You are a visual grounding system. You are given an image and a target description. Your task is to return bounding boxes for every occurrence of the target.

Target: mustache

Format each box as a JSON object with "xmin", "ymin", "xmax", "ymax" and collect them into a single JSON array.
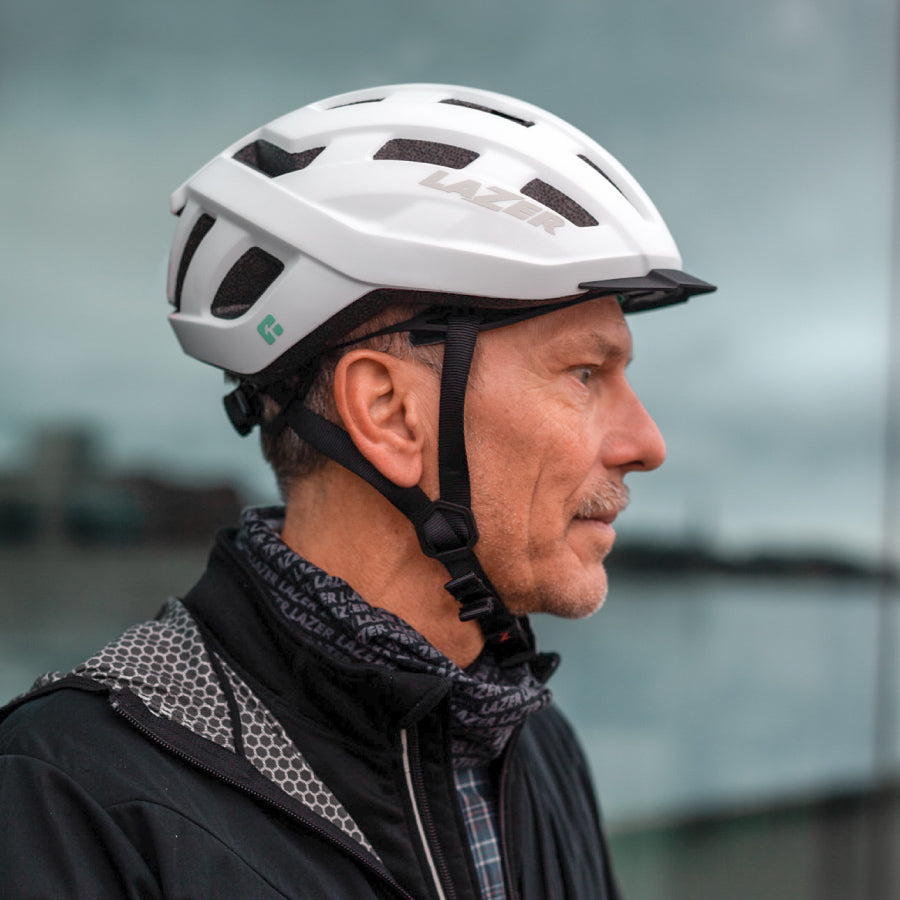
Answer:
[{"xmin": 573, "ymin": 481, "xmax": 630, "ymax": 519}]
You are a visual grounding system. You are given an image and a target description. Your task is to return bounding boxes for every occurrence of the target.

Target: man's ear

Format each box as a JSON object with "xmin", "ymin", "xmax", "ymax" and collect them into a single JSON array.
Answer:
[{"xmin": 332, "ymin": 350, "xmax": 431, "ymax": 489}]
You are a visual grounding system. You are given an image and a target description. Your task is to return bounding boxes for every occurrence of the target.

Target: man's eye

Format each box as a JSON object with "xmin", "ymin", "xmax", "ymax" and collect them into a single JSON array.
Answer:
[{"xmin": 574, "ymin": 367, "xmax": 593, "ymax": 385}]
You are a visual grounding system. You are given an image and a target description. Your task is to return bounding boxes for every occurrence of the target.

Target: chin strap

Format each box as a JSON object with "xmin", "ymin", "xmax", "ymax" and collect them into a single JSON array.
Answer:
[{"xmin": 224, "ymin": 313, "xmax": 537, "ymax": 668}]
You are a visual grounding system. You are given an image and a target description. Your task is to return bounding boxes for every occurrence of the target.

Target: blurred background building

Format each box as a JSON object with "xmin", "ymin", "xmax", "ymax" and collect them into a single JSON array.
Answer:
[{"xmin": 1, "ymin": 0, "xmax": 898, "ymax": 896}]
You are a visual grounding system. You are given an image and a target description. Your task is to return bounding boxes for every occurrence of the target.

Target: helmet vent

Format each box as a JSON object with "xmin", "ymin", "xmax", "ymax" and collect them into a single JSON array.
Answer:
[
  {"xmin": 440, "ymin": 98, "xmax": 534, "ymax": 128},
  {"xmin": 212, "ymin": 247, "xmax": 284, "ymax": 320},
  {"xmin": 233, "ymin": 140, "xmax": 325, "ymax": 178},
  {"xmin": 374, "ymin": 138, "xmax": 478, "ymax": 169},
  {"xmin": 520, "ymin": 179, "xmax": 598, "ymax": 227},
  {"xmin": 578, "ymin": 154, "xmax": 632, "ymax": 204},
  {"xmin": 174, "ymin": 213, "xmax": 215, "ymax": 311}
]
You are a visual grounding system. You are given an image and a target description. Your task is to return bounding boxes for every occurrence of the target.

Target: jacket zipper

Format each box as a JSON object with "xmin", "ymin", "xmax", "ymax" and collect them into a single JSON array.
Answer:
[
  {"xmin": 497, "ymin": 725, "xmax": 524, "ymax": 900},
  {"xmin": 111, "ymin": 692, "xmax": 416, "ymax": 900},
  {"xmin": 400, "ymin": 727, "xmax": 457, "ymax": 900}
]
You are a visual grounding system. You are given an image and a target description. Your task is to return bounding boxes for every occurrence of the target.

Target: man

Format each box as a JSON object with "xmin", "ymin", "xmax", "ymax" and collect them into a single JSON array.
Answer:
[{"xmin": 0, "ymin": 84, "xmax": 714, "ymax": 898}]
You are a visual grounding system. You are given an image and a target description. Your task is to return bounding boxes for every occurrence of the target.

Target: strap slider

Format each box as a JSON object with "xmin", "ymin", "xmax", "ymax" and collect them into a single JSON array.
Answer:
[{"xmin": 415, "ymin": 500, "xmax": 480, "ymax": 563}]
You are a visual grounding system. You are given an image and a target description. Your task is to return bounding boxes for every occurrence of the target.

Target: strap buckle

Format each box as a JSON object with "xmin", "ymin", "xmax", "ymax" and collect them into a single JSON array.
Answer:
[{"xmin": 482, "ymin": 613, "xmax": 539, "ymax": 669}]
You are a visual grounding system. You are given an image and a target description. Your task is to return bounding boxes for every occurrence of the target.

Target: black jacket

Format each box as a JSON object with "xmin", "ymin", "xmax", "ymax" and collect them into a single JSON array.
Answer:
[{"xmin": 0, "ymin": 531, "xmax": 622, "ymax": 899}]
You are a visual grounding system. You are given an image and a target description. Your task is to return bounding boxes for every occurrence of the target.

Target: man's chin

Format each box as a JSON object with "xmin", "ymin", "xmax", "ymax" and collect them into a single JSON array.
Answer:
[{"xmin": 499, "ymin": 569, "xmax": 609, "ymax": 620}]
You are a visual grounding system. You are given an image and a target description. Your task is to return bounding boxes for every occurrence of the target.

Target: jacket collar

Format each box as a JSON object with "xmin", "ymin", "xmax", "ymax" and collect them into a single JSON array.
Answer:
[{"xmin": 183, "ymin": 529, "xmax": 454, "ymax": 743}]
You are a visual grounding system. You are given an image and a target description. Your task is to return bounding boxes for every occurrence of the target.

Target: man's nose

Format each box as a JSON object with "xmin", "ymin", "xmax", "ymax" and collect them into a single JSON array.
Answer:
[{"xmin": 602, "ymin": 386, "xmax": 667, "ymax": 474}]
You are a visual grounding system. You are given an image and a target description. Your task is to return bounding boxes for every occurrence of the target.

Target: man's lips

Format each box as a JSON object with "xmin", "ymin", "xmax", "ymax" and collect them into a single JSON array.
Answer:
[
  {"xmin": 573, "ymin": 507, "xmax": 622, "ymax": 526},
  {"xmin": 571, "ymin": 514, "xmax": 618, "ymax": 549}
]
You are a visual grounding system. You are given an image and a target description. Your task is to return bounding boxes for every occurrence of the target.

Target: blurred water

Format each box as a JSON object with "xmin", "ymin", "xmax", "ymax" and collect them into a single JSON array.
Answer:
[
  {"xmin": 534, "ymin": 573, "xmax": 898, "ymax": 824},
  {"xmin": 1, "ymin": 545, "xmax": 893, "ymax": 826}
]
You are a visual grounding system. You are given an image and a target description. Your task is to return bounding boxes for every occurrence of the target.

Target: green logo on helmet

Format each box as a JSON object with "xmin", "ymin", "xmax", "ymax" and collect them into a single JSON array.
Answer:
[{"xmin": 257, "ymin": 315, "xmax": 284, "ymax": 345}]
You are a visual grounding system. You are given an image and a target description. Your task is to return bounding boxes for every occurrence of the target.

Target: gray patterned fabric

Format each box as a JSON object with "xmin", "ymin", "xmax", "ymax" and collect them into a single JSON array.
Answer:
[
  {"xmin": 75, "ymin": 601, "xmax": 235, "ymax": 749},
  {"xmin": 237, "ymin": 506, "xmax": 552, "ymax": 768},
  {"xmin": 34, "ymin": 599, "xmax": 378, "ymax": 859}
]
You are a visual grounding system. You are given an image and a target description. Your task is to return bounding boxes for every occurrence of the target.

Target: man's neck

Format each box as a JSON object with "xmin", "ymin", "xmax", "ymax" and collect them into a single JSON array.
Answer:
[{"xmin": 281, "ymin": 468, "xmax": 485, "ymax": 668}]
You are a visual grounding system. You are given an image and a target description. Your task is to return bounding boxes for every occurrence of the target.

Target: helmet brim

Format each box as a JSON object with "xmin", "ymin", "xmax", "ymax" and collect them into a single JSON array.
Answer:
[{"xmin": 580, "ymin": 268, "xmax": 717, "ymax": 313}]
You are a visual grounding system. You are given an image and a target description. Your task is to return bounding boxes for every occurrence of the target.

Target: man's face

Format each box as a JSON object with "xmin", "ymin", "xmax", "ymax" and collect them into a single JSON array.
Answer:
[{"xmin": 462, "ymin": 295, "xmax": 666, "ymax": 618}]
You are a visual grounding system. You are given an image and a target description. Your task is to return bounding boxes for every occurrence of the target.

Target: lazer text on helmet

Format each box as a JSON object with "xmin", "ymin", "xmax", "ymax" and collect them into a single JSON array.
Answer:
[{"xmin": 419, "ymin": 170, "xmax": 566, "ymax": 236}]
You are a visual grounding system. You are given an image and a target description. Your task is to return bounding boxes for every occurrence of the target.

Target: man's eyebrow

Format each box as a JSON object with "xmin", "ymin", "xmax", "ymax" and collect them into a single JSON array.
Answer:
[
  {"xmin": 540, "ymin": 325, "xmax": 634, "ymax": 366},
  {"xmin": 581, "ymin": 331, "xmax": 633, "ymax": 364}
]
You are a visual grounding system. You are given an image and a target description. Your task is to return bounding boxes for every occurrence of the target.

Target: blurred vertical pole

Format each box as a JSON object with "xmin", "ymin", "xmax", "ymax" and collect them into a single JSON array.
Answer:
[{"xmin": 864, "ymin": 1, "xmax": 900, "ymax": 896}]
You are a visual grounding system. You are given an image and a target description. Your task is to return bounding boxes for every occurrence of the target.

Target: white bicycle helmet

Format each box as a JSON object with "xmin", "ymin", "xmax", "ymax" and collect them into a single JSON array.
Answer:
[{"xmin": 167, "ymin": 83, "xmax": 715, "ymax": 665}]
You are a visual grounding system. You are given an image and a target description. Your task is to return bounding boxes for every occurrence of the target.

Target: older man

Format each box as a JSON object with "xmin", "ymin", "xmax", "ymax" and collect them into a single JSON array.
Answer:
[{"xmin": 0, "ymin": 84, "xmax": 714, "ymax": 899}]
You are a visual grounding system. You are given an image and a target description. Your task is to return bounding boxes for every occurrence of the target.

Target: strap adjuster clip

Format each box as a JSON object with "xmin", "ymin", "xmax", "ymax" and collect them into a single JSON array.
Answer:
[{"xmin": 444, "ymin": 571, "xmax": 497, "ymax": 621}]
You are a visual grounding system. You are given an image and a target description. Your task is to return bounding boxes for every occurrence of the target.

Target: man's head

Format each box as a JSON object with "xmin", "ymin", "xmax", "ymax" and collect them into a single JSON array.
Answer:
[{"xmin": 166, "ymin": 83, "xmax": 714, "ymax": 663}]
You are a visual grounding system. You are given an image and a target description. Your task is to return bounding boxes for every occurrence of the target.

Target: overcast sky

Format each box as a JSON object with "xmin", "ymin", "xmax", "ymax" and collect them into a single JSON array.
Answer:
[{"xmin": 1, "ymin": 0, "xmax": 896, "ymax": 562}]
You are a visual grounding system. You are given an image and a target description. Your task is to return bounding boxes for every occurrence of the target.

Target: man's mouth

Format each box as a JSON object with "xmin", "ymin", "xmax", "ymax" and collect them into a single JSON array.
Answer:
[{"xmin": 574, "ymin": 509, "xmax": 620, "ymax": 525}]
